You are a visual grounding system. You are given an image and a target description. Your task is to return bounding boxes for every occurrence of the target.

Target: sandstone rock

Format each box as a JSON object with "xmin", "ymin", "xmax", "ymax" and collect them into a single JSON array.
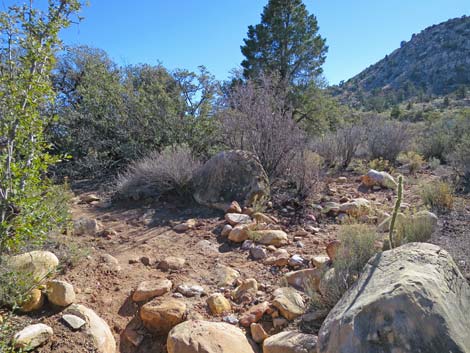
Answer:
[
  {"xmin": 158, "ymin": 256, "xmax": 186, "ymax": 271},
  {"xmin": 13, "ymin": 324, "xmax": 53, "ymax": 351},
  {"xmin": 192, "ymin": 150, "xmax": 270, "ymax": 211},
  {"xmin": 272, "ymin": 317, "xmax": 288, "ymax": 328},
  {"xmin": 132, "ymin": 279, "xmax": 172, "ymax": 302},
  {"xmin": 263, "ymin": 331, "xmax": 318, "ymax": 353},
  {"xmin": 361, "ymin": 169, "xmax": 397, "ymax": 189},
  {"xmin": 226, "ymin": 201, "xmax": 242, "ymax": 214},
  {"xmin": 173, "ymin": 221, "xmax": 195, "ymax": 233},
  {"xmin": 46, "ymin": 280, "xmax": 76, "ymax": 307},
  {"xmin": 337, "ymin": 176, "xmax": 347, "ymax": 184},
  {"xmin": 221, "ymin": 224, "xmax": 233, "ymax": 237},
  {"xmin": 62, "ymin": 314, "xmax": 86, "ymax": 330},
  {"xmin": 232, "ymin": 278, "xmax": 258, "ymax": 301},
  {"xmin": 9, "ymin": 251, "xmax": 59, "ymax": 281},
  {"xmin": 321, "ymin": 202, "xmax": 340, "ymax": 215},
  {"xmin": 250, "ymin": 246, "xmax": 267, "ymax": 260},
  {"xmin": 228, "ymin": 223, "xmax": 255, "ymax": 243},
  {"xmin": 214, "ymin": 264, "xmax": 240, "ymax": 287},
  {"xmin": 283, "ymin": 268, "xmax": 322, "ymax": 292},
  {"xmin": 65, "ymin": 304, "xmax": 116, "ymax": 353},
  {"xmin": 239, "ymin": 301, "xmax": 270, "ymax": 327},
  {"xmin": 326, "ymin": 240, "xmax": 341, "ymax": 261},
  {"xmin": 167, "ymin": 320, "xmax": 257, "ymax": 353},
  {"xmin": 251, "ymin": 323, "xmax": 269, "ymax": 343},
  {"xmin": 140, "ymin": 298, "xmax": 186, "ymax": 334},
  {"xmin": 80, "ymin": 194, "xmax": 100, "ymax": 203},
  {"xmin": 225, "ymin": 213, "xmax": 252, "ymax": 226},
  {"xmin": 21, "ymin": 288, "xmax": 44, "ymax": 312},
  {"xmin": 311, "ymin": 255, "xmax": 330, "ymax": 269},
  {"xmin": 250, "ymin": 230, "xmax": 288, "ymax": 247},
  {"xmin": 339, "ymin": 198, "xmax": 371, "ymax": 217},
  {"xmin": 253, "ymin": 212, "xmax": 276, "ymax": 224},
  {"xmin": 265, "ymin": 249, "xmax": 290, "ymax": 266},
  {"xmin": 207, "ymin": 293, "xmax": 231, "ymax": 315},
  {"xmin": 74, "ymin": 217, "xmax": 100, "ymax": 236},
  {"xmin": 318, "ymin": 242, "xmax": 470, "ymax": 353},
  {"xmin": 100, "ymin": 254, "xmax": 121, "ymax": 271},
  {"xmin": 272, "ymin": 287, "xmax": 306, "ymax": 321}
]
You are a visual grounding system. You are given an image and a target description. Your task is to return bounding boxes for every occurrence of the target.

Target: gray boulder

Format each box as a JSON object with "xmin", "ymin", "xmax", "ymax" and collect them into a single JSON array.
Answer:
[
  {"xmin": 192, "ymin": 150, "xmax": 269, "ymax": 211},
  {"xmin": 318, "ymin": 242, "xmax": 470, "ymax": 353}
]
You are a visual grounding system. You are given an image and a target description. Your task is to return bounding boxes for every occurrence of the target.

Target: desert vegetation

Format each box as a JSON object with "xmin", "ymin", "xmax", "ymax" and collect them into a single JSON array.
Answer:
[{"xmin": 0, "ymin": 0, "xmax": 469, "ymax": 352}]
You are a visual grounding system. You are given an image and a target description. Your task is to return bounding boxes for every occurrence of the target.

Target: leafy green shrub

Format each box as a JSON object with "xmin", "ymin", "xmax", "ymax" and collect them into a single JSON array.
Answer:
[
  {"xmin": 398, "ymin": 151, "xmax": 424, "ymax": 175},
  {"xmin": 312, "ymin": 224, "xmax": 379, "ymax": 310},
  {"xmin": 115, "ymin": 145, "xmax": 201, "ymax": 201},
  {"xmin": 420, "ymin": 181, "xmax": 454, "ymax": 213},
  {"xmin": 396, "ymin": 212, "xmax": 435, "ymax": 244},
  {"xmin": 0, "ymin": 262, "xmax": 35, "ymax": 308},
  {"xmin": 368, "ymin": 158, "xmax": 394, "ymax": 173},
  {"xmin": 428, "ymin": 157, "xmax": 441, "ymax": 170}
]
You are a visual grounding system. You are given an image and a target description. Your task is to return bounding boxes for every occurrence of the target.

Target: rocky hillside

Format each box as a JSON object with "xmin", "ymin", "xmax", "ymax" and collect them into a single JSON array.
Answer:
[{"xmin": 334, "ymin": 15, "xmax": 470, "ymax": 108}]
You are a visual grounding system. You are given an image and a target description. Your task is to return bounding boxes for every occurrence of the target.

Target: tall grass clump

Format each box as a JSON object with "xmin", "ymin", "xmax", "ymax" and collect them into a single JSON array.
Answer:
[{"xmin": 420, "ymin": 180, "xmax": 454, "ymax": 213}]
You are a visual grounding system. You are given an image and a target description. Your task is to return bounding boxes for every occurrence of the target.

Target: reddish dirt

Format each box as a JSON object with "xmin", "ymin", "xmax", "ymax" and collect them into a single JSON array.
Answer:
[{"xmin": 10, "ymin": 167, "xmax": 469, "ymax": 353}]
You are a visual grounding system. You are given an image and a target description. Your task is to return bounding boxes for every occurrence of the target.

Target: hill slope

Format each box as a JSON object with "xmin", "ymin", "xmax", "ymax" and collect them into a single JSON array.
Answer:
[{"xmin": 334, "ymin": 16, "xmax": 470, "ymax": 108}]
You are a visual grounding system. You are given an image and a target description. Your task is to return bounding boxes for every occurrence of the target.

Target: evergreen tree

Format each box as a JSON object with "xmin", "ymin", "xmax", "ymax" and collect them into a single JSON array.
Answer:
[{"xmin": 241, "ymin": 0, "xmax": 327, "ymax": 85}]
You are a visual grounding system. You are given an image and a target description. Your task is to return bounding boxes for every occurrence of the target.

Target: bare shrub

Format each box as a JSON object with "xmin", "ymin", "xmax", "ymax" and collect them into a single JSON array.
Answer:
[
  {"xmin": 287, "ymin": 150, "xmax": 323, "ymax": 200},
  {"xmin": 115, "ymin": 145, "xmax": 201, "ymax": 200},
  {"xmin": 366, "ymin": 119, "xmax": 412, "ymax": 162},
  {"xmin": 313, "ymin": 124, "xmax": 364, "ymax": 169},
  {"xmin": 398, "ymin": 151, "xmax": 424, "ymax": 175},
  {"xmin": 447, "ymin": 135, "xmax": 470, "ymax": 190},
  {"xmin": 219, "ymin": 73, "xmax": 306, "ymax": 180}
]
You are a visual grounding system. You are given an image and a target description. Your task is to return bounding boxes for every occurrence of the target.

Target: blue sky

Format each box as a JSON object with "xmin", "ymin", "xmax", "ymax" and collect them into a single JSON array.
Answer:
[{"xmin": 6, "ymin": 0, "xmax": 470, "ymax": 84}]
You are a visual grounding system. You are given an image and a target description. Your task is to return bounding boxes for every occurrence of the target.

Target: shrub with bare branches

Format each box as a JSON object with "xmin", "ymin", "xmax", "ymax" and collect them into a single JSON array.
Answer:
[
  {"xmin": 366, "ymin": 119, "xmax": 412, "ymax": 162},
  {"xmin": 219, "ymin": 73, "xmax": 307, "ymax": 180},
  {"xmin": 114, "ymin": 145, "xmax": 201, "ymax": 200},
  {"xmin": 287, "ymin": 150, "xmax": 323, "ymax": 200}
]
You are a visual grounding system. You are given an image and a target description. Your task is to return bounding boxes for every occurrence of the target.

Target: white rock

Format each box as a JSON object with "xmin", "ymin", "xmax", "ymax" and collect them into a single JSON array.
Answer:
[{"xmin": 14, "ymin": 324, "xmax": 53, "ymax": 350}]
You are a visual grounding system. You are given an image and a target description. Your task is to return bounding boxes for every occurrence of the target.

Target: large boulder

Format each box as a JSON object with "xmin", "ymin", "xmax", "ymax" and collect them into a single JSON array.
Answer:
[
  {"xmin": 317, "ymin": 242, "xmax": 470, "ymax": 353},
  {"xmin": 361, "ymin": 169, "xmax": 397, "ymax": 189},
  {"xmin": 167, "ymin": 320, "xmax": 257, "ymax": 353},
  {"xmin": 65, "ymin": 304, "xmax": 116, "ymax": 353},
  {"xmin": 8, "ymin": 251, "xmax": 59, "ymax": 281},
  {"xmin": 192, "ymin": 150, "xmax": 269, "ymax": 211}
]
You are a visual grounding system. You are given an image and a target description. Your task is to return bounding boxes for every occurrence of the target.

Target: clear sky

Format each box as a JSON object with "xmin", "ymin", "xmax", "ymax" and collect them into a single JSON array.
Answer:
[{"xmin": 6, "ymin": 0, "xmax": 470, "ymax": 84}]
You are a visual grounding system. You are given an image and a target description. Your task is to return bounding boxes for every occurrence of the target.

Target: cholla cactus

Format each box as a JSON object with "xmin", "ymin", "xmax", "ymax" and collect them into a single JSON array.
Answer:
[{"xmin": 389, "ymin": 175, "xmax": 403, "ymax": 249}]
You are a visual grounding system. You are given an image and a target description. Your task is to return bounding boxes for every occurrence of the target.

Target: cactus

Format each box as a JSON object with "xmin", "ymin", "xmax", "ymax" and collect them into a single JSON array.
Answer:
[{"xmin": 389, "ymin": 175, "xmax": 403, "ymax": 249}]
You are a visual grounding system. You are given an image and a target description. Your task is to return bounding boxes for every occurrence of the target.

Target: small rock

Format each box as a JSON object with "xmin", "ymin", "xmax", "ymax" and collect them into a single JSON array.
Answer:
[
  {"xmin": 312, "ymin": 255, "xmax": 330, "ymax": 269},
  {"xmin": 74, "ymin": 217, "xmax": 100, "ymax": 236},
  {"xmin": 326, "ymin": 240, "xmax": 341, "ymax": 261},
  {"xmin": 132, "ymin": 279, "xmax": 172, "ymax": 302},
  {"xmin": 226, "ymin": 201, "xmax": 242, "ymax": 214},
  {"xmin": 263, "ymin": 331, "xmax": 318, "ymax": 353},
  {"xmin": 140, "ymin": 256, "xmax": 151, "ymax": 266},
  {"xmin": 296, "ymin": 241, "xmax": 305, "ymax": 248},
  {"xmin": 253, "ymin": 212, "xmax": 276, "ymax": 224},
  {"xmin": 214, "ymin": 264, "xmax": 240, "ymax": 287},
  {"xmin": 62, "ymin": 314, "xmax": 86, "ymax": 330},
  {"xmin": 176, "ymin": 284, "xmax": 204, "ymax": 297},
  {"xmin": 158, "ymin": 256, "xmax": 186, "ymax": 271},
  {"xmin": 239, "ymin": 301, "xmax": 270, "ymax": 327},
  {"xmin": 21, "ymin": 289, "xmax": 44, "ymax": 312},
  {"xmin": 242, "ymin": 240, "xmax": 255, "ymax": 250},
  {"xmin": 251, "ymin": 323, "xmax": 269, "ymax": 343},
  {"xmin": 272, "ymin": 287, "xmax": 306, "ymax": 320},
  {"xmin": 265, "ymin": 249, "xmax": 290, "ymax": 267},
  {"xmin": 283, "ymin": 268, "xmax": 322, "ymax": 292},
  {"xmin": 288, "ymin": 254, "xmax": 305, "ymax": 267},
  {"xmin": 223, "ymin": 315, "xmax": 239, "ymax": 325},
  {"xmin": 221, "ymin": 224, "xmax": 233, "ymax": 237},
  {"xmin": 80, "ymin": 194, "xmax": 100, "ymax": 203},
  {"xmin": 13, "ymin": 324, "xmax": 53, "ymax": 350},
  {"xmin": 122, "ymin": 326, "xmax": 144, "ymax": 347},
  {"xmin": 361, "ymin": 169, "xmax": 397, "ymax": 189},
  {"xmin": 250, "ymin": 246, "xmax": 267, "ymax": 260},
  {"xmin": 337, "ymin": 177, "xmax": 347, "ymax": 184},
  {"xmin": 228, "ymin": 223, "xmax": 254, "ymax": 243},
  {"xmin": 207, "ymin": 293, "xmax": 231, "ymax": 315},
  {"xmin": 225, "ymin": 213, "xmax": 252, "ymax": 226},
  {"xmin": 46, "ymin": 280, "xmax": 76, "ymax": 307},
  {"xmin": 273, "ymin": 317, "xmax": 288, "ymax": 328},
  {"xmin": 249, "ymin": 230, "xmax": 288, "ymax": 247},
  {"xmin": 232, "ymin": 278, "xmax": 258, "ymax": 301},
  {"xmin": 140, "ymin": 298, "xmax": 186, "ymax": 334},
  {"xmin": 267, "ymin": 245, "xmax": 277, "ymax": 252}
]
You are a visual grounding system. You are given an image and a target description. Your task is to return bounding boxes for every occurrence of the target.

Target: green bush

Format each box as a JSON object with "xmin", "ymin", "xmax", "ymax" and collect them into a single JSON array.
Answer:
[
  {"xmin": 398, "ymin": 151, "xmax": 424, "ymax": 175},
  {"xmin": 396, "ymin": 212, "xmax": 436, "ymax": 244},
  {"xmin": 420, "ymin": 181, "xmax": 454, "ymax": 213}
]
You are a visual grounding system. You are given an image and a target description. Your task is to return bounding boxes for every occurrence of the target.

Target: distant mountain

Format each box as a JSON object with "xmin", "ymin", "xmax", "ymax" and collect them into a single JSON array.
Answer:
[{"xmin": 333, "ymin": 16, "xmax": 470, "ymax": 109}]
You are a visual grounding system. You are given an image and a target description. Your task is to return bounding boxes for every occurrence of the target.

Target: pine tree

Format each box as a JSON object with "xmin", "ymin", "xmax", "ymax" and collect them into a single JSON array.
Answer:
[{"xmin": 241, "ymin": 0, "xmax": 327, "ymax": 85}]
